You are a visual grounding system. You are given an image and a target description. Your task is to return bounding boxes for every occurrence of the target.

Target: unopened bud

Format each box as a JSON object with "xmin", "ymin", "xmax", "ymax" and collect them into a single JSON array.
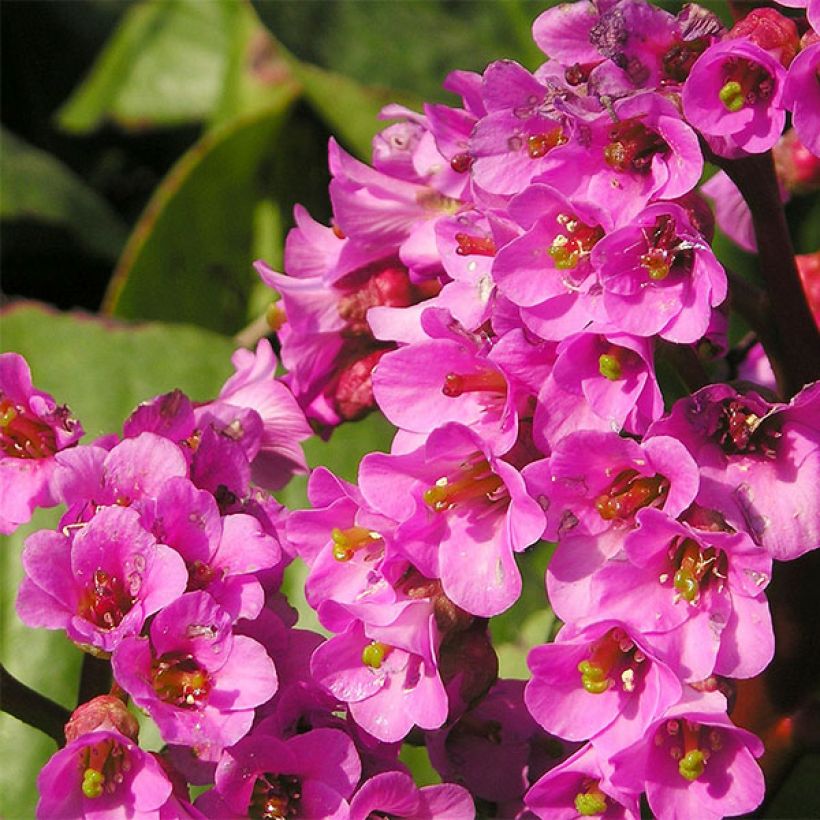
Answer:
[
  {"xmin": 727, "ymin": 8, "xmax": 799, "ymax": 67},
  {"xmin": 65, "ymin": 695, "xmax": 139, "ymax": 744}
]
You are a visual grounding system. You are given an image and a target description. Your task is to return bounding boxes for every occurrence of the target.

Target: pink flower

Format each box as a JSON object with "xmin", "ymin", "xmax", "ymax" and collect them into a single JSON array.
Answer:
[
  {"xmin": 112, "ymin": 591, "xmax": 277, "ymax": 760},
  {"xmin": 198, "ymin": 727, "xmax": 361, "ymax": 818},
  {"xmin": 609, "ymin": 690, "xmax": 765, "ymax": 820},
  {"xmin": 37, "ymin": 729, "xmax": 173, "ymax": 819},
  {"xmin": 16, "ymin": 506, "xmax": 187, "ymax": 654},
  {"xmin": 0, "ymin": 352, "xmax": 83, "ymax": 533},
  {"xmin": 783, "ymin": 43, "xmax": 820, "ymax": 157},
  {"xmin": 349, "ymin": 771, "xmax": 474, "ymax": 820},
  {"xmin": 682, "ymin": 38, "xmax": 787, "ymax": 155}
]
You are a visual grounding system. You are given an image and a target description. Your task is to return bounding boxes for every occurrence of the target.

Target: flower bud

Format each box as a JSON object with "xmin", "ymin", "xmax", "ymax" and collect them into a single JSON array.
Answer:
[
  {"xmin": 773, "ymin": 130, "xmax": 820, "ymax": 195},
  {"xmin": 64, "ymin": 694, "xmax": 140, "ymax": 744},
  {"xmin": 727, "ymin": 8, "xmax": 799, "ymax": 67}
]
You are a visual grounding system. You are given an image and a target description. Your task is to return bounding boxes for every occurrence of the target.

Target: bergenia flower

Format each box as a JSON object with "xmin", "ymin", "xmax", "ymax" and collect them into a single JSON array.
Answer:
[
  {"xmin": 0, "ymin": 352, "xmax": 83, "ymax": 534},
  {"xmin": 37, "ymin": 729, "xmax": 173, "ymax": 819},
  {"xmin": 16, "ymin": 505, "xmax": 188, "ymax": 654},
  {"xmin": 112, "ymin": 591, "xmax": 277, "ymax": 760},
  {"xmin": 349, "ymin": 771, "xmax": 475, "ymax": 820}
]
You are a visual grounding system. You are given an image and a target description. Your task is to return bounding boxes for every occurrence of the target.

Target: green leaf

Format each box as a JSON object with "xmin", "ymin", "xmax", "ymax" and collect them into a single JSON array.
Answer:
[
  {"xmin": 103, "ymin": 96, "xmax": 298, "ymax": 335},
  {"xmin": 0, "ymin": 302, "xmax": 238, "ymax": 817},
  {"xmin": 0, "ymin": 302, "xmax": 237, "ymax": 436},
  {"xmin": 57, "ymin": 0, "xmax": 233, "ymax": 133},
  {"xmin": 0, "ymin": 128, "xmax": 128, "ymax": 260},
  {"xmin": 284, "ymin": 56, "xmax": 427, "ymax": 161}
]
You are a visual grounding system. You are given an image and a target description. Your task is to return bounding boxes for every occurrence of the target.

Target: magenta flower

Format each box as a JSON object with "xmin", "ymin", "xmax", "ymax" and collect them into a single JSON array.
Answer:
[
  {"xmin": 198, "ymin": 727, "xmax": 360, "ymax": 818},
  {"xmin": 537, "ymin": 92, "xmax": 703, "ymax": 221},
  {"xmin": 525, "ymin": 743, "xmax": 641, "ymax": 820},
  {"xmin": 53, "ymin": 432, "xmax": 188, "ymax": 525},
  {"xmin": 783, "ymin": 43, "xmax": 820, "ymax": 157},
  {"xmin": 592, "ymin": 202, "xmax": 727, "ymax": 343},
  {"xmin": 0, "ymin": 352, "xmax": 83, "ymax": 533},
  {"xmin": 207, "ymin": 339, "xmax": 312, "ymax": 490},
  {"xmin": 37, "ymin": 729, "xmax": 173, "ymax": 819},
  {"xmin": 559, "ymin": 507, "xmax": 774, "ymax": 681},
  {"xmin": 112, "ymin": 591, "xmax": 277, "ymax": 760},
  {"xmin": 310, "ymin": 604, "xmax": 448, "ymax": 742},
  {"xmin": 358, "ymin": 423, "xmax": 545, "ymax": 616},
  {"xmin": 17, "ymin": 505, "xmax": 187, "ymax": 653},
  {"xmin": 526, "ymin": 621, "xmax": 682, "ymax": 755},
  {"xmin": 349, "ymin": 771, "xmax": 474, "ymax": 820},
  {"xmin": 682, "ymin": 38, "xmax": 787, "ymax": 155},
  {"xmin": 648, "ymin": 381, "xmax": 820, "ymax": 560},
  {"xmin": 537, "ymin": 331, "xmax": 663, "ymax": 440},
  {"xmin": 609, "ymin": 691, "xmax": 765, "ymax": 820}
]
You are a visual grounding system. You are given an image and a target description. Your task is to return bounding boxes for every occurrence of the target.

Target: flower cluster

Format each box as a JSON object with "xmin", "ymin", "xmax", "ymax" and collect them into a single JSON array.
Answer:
[
  {"xmin": 258, "ymin": 0, "xmax": 819, "ymax": 816},
  {"xmin": 5, "ymin": 0, "xmax": 819, "ymax": 817}
]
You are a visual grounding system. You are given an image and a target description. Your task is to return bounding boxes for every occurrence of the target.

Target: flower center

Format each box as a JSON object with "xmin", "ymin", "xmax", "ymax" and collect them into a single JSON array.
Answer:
[
  {"xmin": 597, "ymin": 344, "xmax": 641, "ymax": 381},
  {"xmin": 362, "ymin": 640, "xmax": 392, "ymax": 669},
  {"xmin": 657, "ymin": 719, "xmax": 725, "ymax": 782},
  {"xmin": 603, "ymin": 118, "xmax": 669, "ymax": 174},
  {"xmin": 713, "ymin": 398, "xmax": 780, "ymax": 457},
  {"xmin": 331, "ymin": 526, "xmax": 383, "ymax": 562},
  {"xmin": 423, "ymin": 457, "xmax": 505, "ymax": 512},
  {"xmin": 638, "ymin": 214, "xmax": 693, "ymax": 282},
  {"xmin": 455, "ymin": 233, "xmax": 496, "ymax": 257},
  {"xmin": 442, "ymin": 369, "xmax": 507, "ymax": 398},
  {"xmin": 80, "ymin": 739, "xmax": 131, "ymax": 799},
  {"xmin": 337, "ymin": 263, "xmax": 415, "ymax": 337},
  {"xmin": 577, "ymin": 628, "xmax": 646, "ymax": 695},
  {"xmin": 0, "ymin": 397, "xmax": 58, "ymax": 459},
  {"xmin": 527, "ymin": 127, "xmax": 568, "ymax": 159},
  {"xmin": 450, "ymin": 151, "xmax": 474, "ymax": 173},
  {"xmin": 594, "ymin": 469, "xmax": 669, "ymax": 521},
  {"xmin": 574, "ymin": 779, "xmax": 609, "ymax": 816},
  {"xmin": 548, "ymin": 213, "xmax": 605, "ymax": 270},
  {"xmin": 718, "ymin": 57, "xmax": 774, "ymax": 112},
  {"xmin": 151, "ymin": 652, "xmax": 211, "ymax": 708},
  {"xmin": 667, "ymin": 537, "xmax": 728, "ymax": 604},
  {"xmin": 78, "ymin": 570, "xmax": 136, "ymax": 631},
  {"xmin": 249, "ymin": 773, "xmax": 303, "ymax": 819}
]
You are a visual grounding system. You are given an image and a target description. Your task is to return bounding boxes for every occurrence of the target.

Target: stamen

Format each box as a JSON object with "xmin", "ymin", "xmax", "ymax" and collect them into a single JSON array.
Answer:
[
  {"xmin": 423, "ymin": 459, "xmax": 504, "ymax": 512},
  {"xmin": 604, "ymin": 119, "xmax": 669, "ymax": 174},
  {"xmin": 362, "ymin": 641, "xmax": 391, "ymax": 669},
  {"xmin": 594, "ymin": 470, "xmax": 669, "ymax": 521},
  {"xmin": 0, "ymin": 397, "xmax": 59, "ymax": 459},
  {"xmin": 547, "ymin": 215, "xmax": 605, "ymax": 270},
  {"xmin": 152, "ymin": 652, "xmax": 211, "ymax": 708},
  {"xmin": 331, "ymin": 526, "xmax": 381, "ymax": 562}
]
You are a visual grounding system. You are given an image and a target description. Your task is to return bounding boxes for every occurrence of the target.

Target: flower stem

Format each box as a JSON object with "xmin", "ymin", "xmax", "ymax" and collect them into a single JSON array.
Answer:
[
  {"xmin": 0, "ymin": 664, "xmax": 69, "ymax": 746},
  {"xmin": 713, "ymin": 151, "xmax": 820, "ymax": 398},
  {"xmin": 77, "ymin": 654, "xmax": 112, "ymax": 707}
]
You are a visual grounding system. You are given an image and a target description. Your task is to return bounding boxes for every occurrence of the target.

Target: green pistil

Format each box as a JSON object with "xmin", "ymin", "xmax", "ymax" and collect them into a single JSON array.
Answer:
[
  {"xmin": 578, "ymin": 660, "xmax": 610, "ymax": 694},
  {"xmin": 81, "ymin": 768, "xmax": 105, "ymax": 799},
  {"xmin": 598, "ymin": 354, "xmax": 622, "ymax": 381},
  {"xmin": 575, "ymin": 791, "xmax": 608, "ymax": 815},
  {"xmin": 0, "ymin": 406, "xmax": 17, "ymax": 427},
  {"xmin": 718, "ymin": 81, "xmax": 745, "ymax": 113},
  {"xmin": 362, "ymin": 641, "xmax": 389, "ymax": 669},
  {"xmin": 673, "ymin": 568, "xmax": 699, "ymax": 602},
  {"xmin": 679, "ymin": 749, "xmax": 706, "ymax": 781}
]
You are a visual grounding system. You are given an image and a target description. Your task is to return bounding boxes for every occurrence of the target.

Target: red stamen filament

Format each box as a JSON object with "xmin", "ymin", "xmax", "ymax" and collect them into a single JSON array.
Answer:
[{"xmin": 442, "ymin": 370, "xmax": 507, "ymax": 398}]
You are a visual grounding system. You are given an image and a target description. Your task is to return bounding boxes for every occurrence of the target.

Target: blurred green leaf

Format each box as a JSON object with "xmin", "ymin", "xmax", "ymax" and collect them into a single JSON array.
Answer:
[
  {"xmin": 57, "ymin": 0, "xmax": 233, "ymax": 133},
  {"xmin": 0, "ymin": 128, "xmax": 128, "ymax": 260},
  {"xmin": 284, "ymin": 57, "xmax": 426, "ymax": 160},
  {"xmin": 764, "ymin": 754, "xmax": 820, "ymax": 818},
  {"xmin": 103, "ymin": 97, "xmax": 298, "ymax": 335},
  {"xmin": 0, "ymin": 302, "xmax": 236, "ymax": 435},
  {"xmin": 0, "ymin": 302, "xmax": 237, "ymax": 817}
]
